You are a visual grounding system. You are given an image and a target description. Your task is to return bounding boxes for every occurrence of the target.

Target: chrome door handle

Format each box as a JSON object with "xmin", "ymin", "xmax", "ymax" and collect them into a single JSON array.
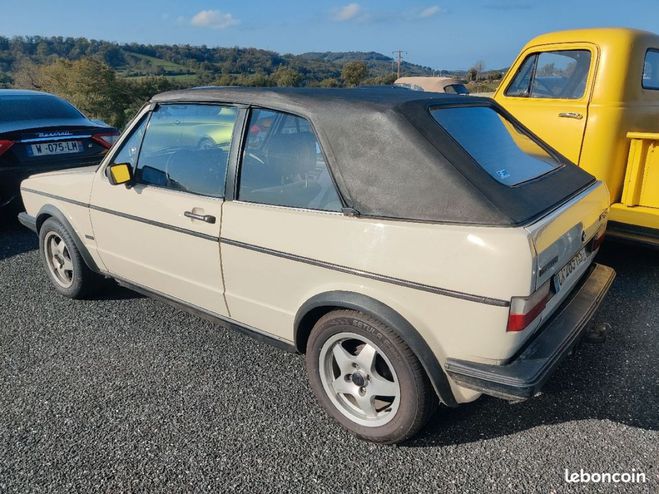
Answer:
[
  {"xmin": 558, "ymin": 112, "xmax": 583, "ymax": 120},
  {"xmin": 184, "ymin": 211, "xmax": 216, "ymax": 224}
]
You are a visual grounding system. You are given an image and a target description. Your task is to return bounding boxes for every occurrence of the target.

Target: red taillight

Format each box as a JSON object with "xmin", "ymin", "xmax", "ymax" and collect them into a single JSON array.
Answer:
[
  {"xmin": 0, "ymin": 139, "xmax": 15, "ymax": 157},
  {"xmin": 590, "ymin": 224, "xmax": 606, "ymax": 252},
  {"xmin": 91, "ymin": 131, "xmax": 120, "ymax": 149},
  {"xmin": 507, "ymin": 282, "xmax": 552, "ymax": 332}
]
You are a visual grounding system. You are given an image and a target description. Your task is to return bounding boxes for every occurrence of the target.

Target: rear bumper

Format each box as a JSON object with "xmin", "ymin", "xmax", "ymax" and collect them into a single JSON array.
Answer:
[{"xmin": 445, "ymin": 263, "xmax": 616, "ymax": 401}]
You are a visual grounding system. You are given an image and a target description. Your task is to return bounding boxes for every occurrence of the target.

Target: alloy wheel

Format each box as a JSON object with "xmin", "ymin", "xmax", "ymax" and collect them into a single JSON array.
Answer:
[
  {"xmin": 44, "ymin": 231, "xmax": 74, "ymax": 288},
  {"xmin": 318, "ymin": 332, "xmax": 401, "ymax": 427}
]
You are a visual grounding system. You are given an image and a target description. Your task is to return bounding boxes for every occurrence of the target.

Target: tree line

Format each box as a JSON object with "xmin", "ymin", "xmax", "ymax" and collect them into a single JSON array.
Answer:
[
  {"xmin": 0, "ymin": 36, "xmax": 413, "ymax": 128},
  {"xmin": 9, "ymin": 57, "xmax": 389, "ymax": 129}
]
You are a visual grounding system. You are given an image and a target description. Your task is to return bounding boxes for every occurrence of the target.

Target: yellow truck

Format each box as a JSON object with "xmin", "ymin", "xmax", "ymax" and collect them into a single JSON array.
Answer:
[{"xmin": 493, "ymin": 28, "xmax": 659, "ymax": 246}]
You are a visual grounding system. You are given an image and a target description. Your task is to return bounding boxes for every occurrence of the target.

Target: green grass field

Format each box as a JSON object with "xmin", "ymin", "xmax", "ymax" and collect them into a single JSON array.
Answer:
[{"xmin": 119, "ymin": 52, "xmax": 197, "ymax": 80}]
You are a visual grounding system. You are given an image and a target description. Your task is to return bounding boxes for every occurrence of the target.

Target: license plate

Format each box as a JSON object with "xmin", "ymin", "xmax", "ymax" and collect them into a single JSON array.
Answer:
[
  {"xmin": 29, "ymin": 141, "xmax": 83, "ymax": 156},
  {"xmin": 555, "ymin": 248, "xmax": 587, "ymax": 291}
]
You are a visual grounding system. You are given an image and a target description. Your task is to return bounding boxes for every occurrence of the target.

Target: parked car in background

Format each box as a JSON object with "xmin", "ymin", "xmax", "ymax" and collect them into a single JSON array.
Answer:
[
  {"xmin": 395, "ymin": 76, "xmax": 470, "ymax": 95},
  {"xmin": 493, "ymin": 28, "xmax": 659, "ymax": 246},
  {"xmin": 18, "ymin": 87, "xmax": 614, "ymax": 443},
  {"xmin": 0, "ymin": 89, "xmax": 118, "ymax": 214}
]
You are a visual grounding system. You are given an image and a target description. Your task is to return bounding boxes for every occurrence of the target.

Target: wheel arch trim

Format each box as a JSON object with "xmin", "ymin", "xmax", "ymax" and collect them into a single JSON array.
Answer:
[
  {"xmin": 36, "ymin": 204, "xmax": 101, "ymax": 274},
  {"xmin": 294, "ymin": 290, "xmax": 458, "ymax": 407}
]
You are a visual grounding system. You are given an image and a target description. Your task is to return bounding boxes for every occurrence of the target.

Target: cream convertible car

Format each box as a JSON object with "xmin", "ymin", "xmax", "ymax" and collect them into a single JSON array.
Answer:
[{"xmin": 18, "ymin": 87, "xmax": 615, "ymax": 443}]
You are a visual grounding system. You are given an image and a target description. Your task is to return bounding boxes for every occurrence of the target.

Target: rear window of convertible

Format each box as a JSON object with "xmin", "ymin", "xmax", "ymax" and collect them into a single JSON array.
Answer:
[{"xmin": 431, "ymin": 106, "xmax": 562, "ymax": 186}]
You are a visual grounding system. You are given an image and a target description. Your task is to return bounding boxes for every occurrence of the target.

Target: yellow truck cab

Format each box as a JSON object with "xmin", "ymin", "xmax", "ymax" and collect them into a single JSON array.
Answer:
[{"xmin": 494, "ymin": 28, "xmax": 659, "ymax": 246}]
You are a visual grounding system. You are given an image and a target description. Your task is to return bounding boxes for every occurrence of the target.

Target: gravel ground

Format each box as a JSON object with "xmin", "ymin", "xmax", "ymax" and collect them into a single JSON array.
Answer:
[{"xmin": 0, "ymin": 221, "xmax": 657, "ymax": 493}]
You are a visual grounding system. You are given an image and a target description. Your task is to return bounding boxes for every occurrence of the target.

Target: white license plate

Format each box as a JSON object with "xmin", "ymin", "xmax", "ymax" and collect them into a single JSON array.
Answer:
[
  {"xmin": 30, "ymin": 141, "xmax": 83, "ymax": 156},
  {"xmin": 555, "ymin": 248, "xmax": 588, "ymax": 291}
]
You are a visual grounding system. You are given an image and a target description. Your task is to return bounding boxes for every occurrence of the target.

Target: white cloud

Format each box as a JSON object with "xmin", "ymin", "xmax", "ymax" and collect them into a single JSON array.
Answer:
[
  {"xmin": 190, "ymin": 10, "xmax": 239, "ymax": 29},
  {"xmin": 333, "ymin": 3, "xmax": 362, "ymax": 22},
  {"xmin": 418, "ymin": 6, "xmax": 442, "ymax": 18}
]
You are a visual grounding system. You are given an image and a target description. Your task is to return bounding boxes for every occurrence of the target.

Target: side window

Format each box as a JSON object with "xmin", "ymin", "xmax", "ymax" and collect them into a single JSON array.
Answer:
[
  {"xmin": 506, "ymin": 50, "xmax": 591, "ymax": 99},
  {"xmin": 643, "ymin": 49, "xmax": 659, "ymax": 90},
  {"xmin": 134, "ymin": 104, "xmax": 237, "ymax": 198},
  {"xmin": 238, "ymin": 109, "xmax": 342, "ymax": 211},
  {"xmin": 244, "ymin": 109, "xmax": 278, "ymax": 150},
  {"xmin": 110, "ymin": 116, "xmax": 148, "ymax": 168},
  {"xmin": 505, "ymin": 54, "xmax": 536, "ymax": 97}
]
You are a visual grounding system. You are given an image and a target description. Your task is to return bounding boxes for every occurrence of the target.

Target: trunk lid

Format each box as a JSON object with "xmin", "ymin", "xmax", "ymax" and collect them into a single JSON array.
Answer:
[
  {"xmin": 0, "ymin": 124, "xmax": 113, "ymax": 168},
  {"xmin": 525, "ymin": 181, "xmax": 610, "ymax": 292}
]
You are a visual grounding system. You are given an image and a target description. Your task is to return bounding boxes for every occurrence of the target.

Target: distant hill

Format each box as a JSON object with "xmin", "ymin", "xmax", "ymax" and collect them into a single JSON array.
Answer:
[
  {"xmin": 0, "ymin": 35, "xmax": 438, "ymax": 87},
  {"xmin": 298, "ymin": 51, "xmax": 434, "ymax": 77}
]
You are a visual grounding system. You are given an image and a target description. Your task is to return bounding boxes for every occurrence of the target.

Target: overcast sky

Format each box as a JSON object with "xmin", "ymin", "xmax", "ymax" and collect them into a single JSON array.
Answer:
[{"xmin": 1, "ymin": 0, "xmax": 657, "ymax": 70}]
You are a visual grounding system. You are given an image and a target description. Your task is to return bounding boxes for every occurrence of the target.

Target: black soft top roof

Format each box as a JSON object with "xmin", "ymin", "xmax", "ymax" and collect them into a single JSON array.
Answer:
[{"xmin": 152, "ymin": 86, "xmax": 595, "ymax": 226}]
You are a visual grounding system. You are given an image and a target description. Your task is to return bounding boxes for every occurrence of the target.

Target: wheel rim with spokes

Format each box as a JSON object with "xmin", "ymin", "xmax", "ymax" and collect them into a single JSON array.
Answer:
[
  {"xmin": 318, "ymin": 332, "xmax": 401, "ymax": 427},
  {"xmin": 44, "ymin": 231, "xmax": 74, "ymax": 288}
]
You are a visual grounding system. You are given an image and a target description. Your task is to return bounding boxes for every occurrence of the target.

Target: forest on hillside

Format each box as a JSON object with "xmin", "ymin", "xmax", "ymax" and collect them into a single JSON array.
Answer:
[
  {"xmin": 0, "ymin": 35, "xmax": 437, "ymax": 87},
  {"xmin": 0, "ymin": 35, "xmax": 503, "ymax": 129},
  {"xmin": 0, "ymin": 35, "xmax": 445, "ymax": 128}
]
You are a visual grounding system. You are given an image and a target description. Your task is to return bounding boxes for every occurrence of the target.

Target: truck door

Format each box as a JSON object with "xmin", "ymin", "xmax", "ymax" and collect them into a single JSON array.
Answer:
[{"xmin": 494, "ymin": 45, "xmax": 596, "ymax": 165}]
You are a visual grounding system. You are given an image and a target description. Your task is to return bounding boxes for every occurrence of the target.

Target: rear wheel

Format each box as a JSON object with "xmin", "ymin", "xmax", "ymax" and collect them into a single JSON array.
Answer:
[
  {"xmin": 306, "ymin": 310, "xmax": 437, "ymax": 444},
  {"xmin": 39, "ymin": 218, "xmax": 102, "ymax": 299}
]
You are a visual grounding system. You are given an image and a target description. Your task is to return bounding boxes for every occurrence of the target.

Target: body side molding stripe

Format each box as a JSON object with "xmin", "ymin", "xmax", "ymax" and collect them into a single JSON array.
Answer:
[
  {"xmin": 221, "ymin": 237, "xmax": 510, "ymax": 307},
  {"xmin": 90, "ymin": 204, "xmax": 219, "ymax": 242},
  {"xmin": 22, "ymin": 188, "xmax": 510, "ymax": 307},
  {"xmin": 22, "ymin": 188, "xmax": 219, "ymax": 242},
  {"xmin": 22, "ymin": 188, "xmax": 89, "ymax": 208}
]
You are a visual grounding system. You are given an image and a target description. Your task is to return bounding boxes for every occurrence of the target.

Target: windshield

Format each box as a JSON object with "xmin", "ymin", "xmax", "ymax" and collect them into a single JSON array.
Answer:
[
  {"xmin": 443, "ymin": 84, "xmax": 469, "ymax": 95},
  {"xmin": 431, "ymin": 106, "xmax": 562, "ymax": 186},
  {"xmin": 0, "ymin": 94, "xmax": 84, "ymax": 122}
]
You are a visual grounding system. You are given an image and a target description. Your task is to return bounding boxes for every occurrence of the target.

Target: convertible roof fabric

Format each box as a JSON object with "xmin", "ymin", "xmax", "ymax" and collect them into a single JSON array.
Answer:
[{"xmin": 152, "ymin": 86, "xmax": 595, "ymax": 226}]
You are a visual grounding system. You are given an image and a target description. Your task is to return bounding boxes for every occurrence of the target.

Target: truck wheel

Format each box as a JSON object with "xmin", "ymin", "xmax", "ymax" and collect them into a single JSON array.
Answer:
[
  {"xmin": 305, "ymin": 310, "xmax": 437, "ymax": 444},
  {"xmin": 39, "ymin": 218, "xmax": 102, "ymax": 299}
]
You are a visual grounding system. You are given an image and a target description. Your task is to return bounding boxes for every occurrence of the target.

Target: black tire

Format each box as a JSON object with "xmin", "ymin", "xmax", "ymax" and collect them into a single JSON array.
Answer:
[
  {"xmin": 38, "ymin": 217, "xmax": 103, "ymax": 299},
  {"xmin": 305, "ymin": 310, "xmax": 437, "ymax": 444}
]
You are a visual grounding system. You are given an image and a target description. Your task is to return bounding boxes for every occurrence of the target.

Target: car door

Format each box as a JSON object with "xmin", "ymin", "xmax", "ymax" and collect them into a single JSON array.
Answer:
[
  {"xmin": 219, "ymin": 108, "xmax": 344, "ymax": 340},
  {"xmin": 90, "ymin": 103, "xmax": 239, "ymax": 316},
  {"xmin": 495, "ymin": 45, "xmax": 597, "ymax": 165}
]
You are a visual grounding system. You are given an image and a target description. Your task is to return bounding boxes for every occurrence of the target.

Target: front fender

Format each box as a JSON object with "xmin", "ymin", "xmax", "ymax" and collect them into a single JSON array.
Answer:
[{"xmin": 35, "ymin": 204, "xmax": 100, "ymax": 274}]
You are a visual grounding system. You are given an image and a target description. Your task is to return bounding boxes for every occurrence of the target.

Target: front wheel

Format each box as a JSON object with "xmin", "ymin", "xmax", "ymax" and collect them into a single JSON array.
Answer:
[
  {"xmin": 305, "ymin": 310, "xmax": 437, "ymax": 444},
  {"xmin": 39, "ymin": 218, "xmax": 103, "ymax": 299}
]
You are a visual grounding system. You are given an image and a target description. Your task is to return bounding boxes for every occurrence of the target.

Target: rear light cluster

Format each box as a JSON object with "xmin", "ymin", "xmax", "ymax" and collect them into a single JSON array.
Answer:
[
  {"xmin": 506, "ymin": 281, "xmax": 553, "ymax": 332},
  {"xmin": 91, "ymin": 131, "xmax": 120, "ymax": 150},
  {"xmin": 0, "ymin": 139, "xmax": 14, "ymax": 157},
  {"xmin": 589, "ymin": 223, "xmax": 607, "ymax": 252}
]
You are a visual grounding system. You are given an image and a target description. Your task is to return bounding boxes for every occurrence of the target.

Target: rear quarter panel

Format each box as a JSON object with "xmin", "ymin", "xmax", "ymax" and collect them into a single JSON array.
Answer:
[{"xmin": 221, "ymin": 202, "xmax": 535, "ymax": 375}]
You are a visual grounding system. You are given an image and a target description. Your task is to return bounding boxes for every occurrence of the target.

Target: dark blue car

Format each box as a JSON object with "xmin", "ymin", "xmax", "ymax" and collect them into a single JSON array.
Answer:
[{"xmin": 0, "ymin": 89, "xmax": 118, "ymax": 214}]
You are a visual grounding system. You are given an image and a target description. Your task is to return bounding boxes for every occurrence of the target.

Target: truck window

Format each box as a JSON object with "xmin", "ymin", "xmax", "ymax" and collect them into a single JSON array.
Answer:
[
  {"xmin": 642, "ymin": 49, "xmax": 659, "ymax": 90},
  {"xmin": 431, "ymin": 106, "xmax": 562, "ymax": 186},
  {"xmin": 505, "ymin": 50, "xmax": 591, "ymax": 99}
]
